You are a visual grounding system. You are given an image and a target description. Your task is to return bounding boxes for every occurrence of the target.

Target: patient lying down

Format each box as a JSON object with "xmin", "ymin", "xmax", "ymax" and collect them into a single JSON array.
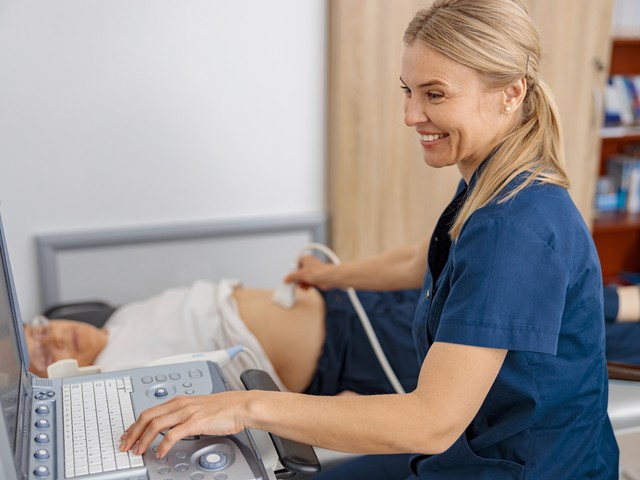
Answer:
[{"xmin": 23, "ymin": 280, "xmax": 421, "ymax": 395}]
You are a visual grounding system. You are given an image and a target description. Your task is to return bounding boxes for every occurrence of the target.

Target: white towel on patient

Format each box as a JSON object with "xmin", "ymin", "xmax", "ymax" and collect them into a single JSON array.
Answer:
[{"xmin": 94, "ymin": 279, "xmax": 286, "ymax": 391}]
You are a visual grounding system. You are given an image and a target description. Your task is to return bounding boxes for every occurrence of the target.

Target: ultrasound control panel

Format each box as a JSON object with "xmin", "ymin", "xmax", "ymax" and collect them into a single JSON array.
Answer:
[{"xmin": 28, "ymin": 361, "xmax": 270, "ymax": 480}]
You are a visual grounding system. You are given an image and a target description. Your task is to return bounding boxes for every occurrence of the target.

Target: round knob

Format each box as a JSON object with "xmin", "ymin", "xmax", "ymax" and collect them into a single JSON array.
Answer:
[
  {"xmin": 34, "ymin": 449, "xmax": 50, "ymax": 460},
  {"xmin": 35, "ymin": 419, "xmax": 50, "ymax": 429},
  {"xmin": 35, "ymin": 405, "xmax": 50, "ymax": 415},
  {"xmin": 198, "ymin": 451, "xmax": 228, "ymax": 471},
  {"xmin": 154, "ymin": 387, "xmax": 169, "ymax": 398},
  {"xmin": 33, "ymin": 465, "xmax": 50, "ymax": 477},
  {"xmin": 34, "ymin": 433, "xmax": 50, "ymax": 444}
]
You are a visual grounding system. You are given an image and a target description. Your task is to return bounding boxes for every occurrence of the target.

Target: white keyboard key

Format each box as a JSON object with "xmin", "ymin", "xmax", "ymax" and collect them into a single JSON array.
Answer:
[
  {"xmin": 129, "ymin": 451, "xmax": 145, "ymax": 467},
  {"xmin": 75, "ymin": 464, "xmax": 89, "ymax": 476},
  {"xmin": 115, "ymin": 452, "xmax": 131, "ymax": 469}
]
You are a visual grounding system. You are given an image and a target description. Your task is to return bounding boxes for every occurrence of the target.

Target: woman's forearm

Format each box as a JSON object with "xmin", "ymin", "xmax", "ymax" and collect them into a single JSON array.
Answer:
[
  {"xmin": 244, "ymin": 390, "xmax": 448, "ymax": 455},
  {"xmin": 285, "ymin": 239, "xmax": 428, "ymax": 291},
  {"xmin": 120, "ymin": 343, "xmax": 505, "ymax": 460},
  {"xmin": 323, "ymin": 240, "xmax": 428, "ymax": 291}
]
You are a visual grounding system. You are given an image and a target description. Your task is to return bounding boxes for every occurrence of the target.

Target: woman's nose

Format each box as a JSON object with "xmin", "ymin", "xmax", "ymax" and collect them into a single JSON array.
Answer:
[
  {"xmin": 42, "ymin": 331, "xmax": 64, "ymax": 349},
  {"xmin": 404, "ymin": 98, "xmax": 428, "ymax": 127}
]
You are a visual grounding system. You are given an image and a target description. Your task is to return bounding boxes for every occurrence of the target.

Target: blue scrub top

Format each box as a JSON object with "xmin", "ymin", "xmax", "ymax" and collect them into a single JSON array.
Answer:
[{"xmin": 411, "ymin": 170, "xmax": 619, "ymax": 479}]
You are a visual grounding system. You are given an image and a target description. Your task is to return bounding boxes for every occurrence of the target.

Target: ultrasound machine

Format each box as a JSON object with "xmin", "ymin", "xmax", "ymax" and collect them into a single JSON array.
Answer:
[{"xmin": 0, "ymin": 213, "xmax": 320, "ymax": 480}]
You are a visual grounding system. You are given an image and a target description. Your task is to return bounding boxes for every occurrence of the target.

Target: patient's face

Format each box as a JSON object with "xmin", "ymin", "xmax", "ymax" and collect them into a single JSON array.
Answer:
[{"xmin": 24, "ymin": 319, "xmax": 108, "ymax": 378}]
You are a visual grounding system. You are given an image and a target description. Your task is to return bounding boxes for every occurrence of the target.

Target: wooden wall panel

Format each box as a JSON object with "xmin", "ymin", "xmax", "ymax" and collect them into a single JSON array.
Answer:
[{"xmin": 329, "ymin": 0, "xmax": 459, "ymax": 260}]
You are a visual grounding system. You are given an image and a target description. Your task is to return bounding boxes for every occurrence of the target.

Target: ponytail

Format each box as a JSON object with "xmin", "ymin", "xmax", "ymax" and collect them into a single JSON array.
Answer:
[{"xmin": 449, "ymin": 79, "xmax": 568, "ymax": 239}]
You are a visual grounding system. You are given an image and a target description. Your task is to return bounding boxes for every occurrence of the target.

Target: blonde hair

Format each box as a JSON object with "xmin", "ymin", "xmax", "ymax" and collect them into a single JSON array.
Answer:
[{"xmin": 404, "ymin": 0, "xmax": 569, "ymax": 239}]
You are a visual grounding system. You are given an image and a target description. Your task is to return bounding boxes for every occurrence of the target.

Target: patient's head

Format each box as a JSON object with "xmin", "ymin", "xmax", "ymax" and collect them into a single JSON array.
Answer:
[{"xmin": 24, "ymin": 316, "xmax": 108, "ymax": 377}]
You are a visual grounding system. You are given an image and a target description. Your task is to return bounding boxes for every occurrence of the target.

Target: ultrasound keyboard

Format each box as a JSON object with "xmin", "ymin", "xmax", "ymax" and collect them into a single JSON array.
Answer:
[
  {"xmin": 62, "ymin": 377, "xmax": 144, "ymax": 477},
  {"xmin": 27, "ymin": 361, "xmax": 277, "ymax": 479}
]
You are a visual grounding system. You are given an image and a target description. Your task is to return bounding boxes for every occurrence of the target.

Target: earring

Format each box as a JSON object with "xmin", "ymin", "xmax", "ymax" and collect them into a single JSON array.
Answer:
[{"xmin": 504, "ymin": 105, "xmax": 512, "ymax": 113}]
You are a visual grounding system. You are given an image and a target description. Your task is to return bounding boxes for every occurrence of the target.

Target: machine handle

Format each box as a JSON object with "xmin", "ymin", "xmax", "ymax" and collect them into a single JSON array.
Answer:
[{"xmin": 240, "ymin": 369, "xmax": 321, "ymax": 477}]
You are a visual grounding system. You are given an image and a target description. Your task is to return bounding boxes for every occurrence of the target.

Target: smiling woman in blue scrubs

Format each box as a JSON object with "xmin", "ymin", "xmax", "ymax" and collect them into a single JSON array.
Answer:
[{"xmin": 120, "ymin": 0, "xmax": 619, "ymax": 478}]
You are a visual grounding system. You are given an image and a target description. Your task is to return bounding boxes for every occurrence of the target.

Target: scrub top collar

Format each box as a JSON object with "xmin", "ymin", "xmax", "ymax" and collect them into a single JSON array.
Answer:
[{"xmin": 426, "ymin": 146, "xmax": 500, "ymax": 288}]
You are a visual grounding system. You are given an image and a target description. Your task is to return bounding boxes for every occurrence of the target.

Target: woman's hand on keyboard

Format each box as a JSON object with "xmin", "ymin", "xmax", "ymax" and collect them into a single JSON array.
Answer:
[{"xmin": 119, "ymin": 391, "xmax": 250, "ymax": 459}]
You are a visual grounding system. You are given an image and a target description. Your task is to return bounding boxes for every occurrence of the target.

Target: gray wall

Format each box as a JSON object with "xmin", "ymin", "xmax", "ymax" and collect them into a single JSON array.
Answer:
[{"xmin": 0, "ymin": 0, "xmax": 327, "ymax": 319}]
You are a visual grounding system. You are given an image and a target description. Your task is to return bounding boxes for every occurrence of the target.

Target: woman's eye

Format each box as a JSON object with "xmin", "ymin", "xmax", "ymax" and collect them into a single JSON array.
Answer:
[
  {"xmin": 400, "ymin": 85, "xmax": 411, "ymax": 96},
  {"xmin": 427, "ymin": 92, "xmax": 444, "ymax": 100}
]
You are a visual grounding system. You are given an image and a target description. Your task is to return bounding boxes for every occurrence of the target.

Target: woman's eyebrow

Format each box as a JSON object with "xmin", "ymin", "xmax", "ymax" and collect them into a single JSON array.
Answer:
[{"xmin": 399, "ymin": 76, "xmax": 448, "ymax": 89}]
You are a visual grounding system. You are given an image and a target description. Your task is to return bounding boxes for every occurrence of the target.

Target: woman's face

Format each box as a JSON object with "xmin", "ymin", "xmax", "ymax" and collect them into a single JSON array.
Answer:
[
  {"xmin": 24, "ymin": 319, "xmax": 108, "ymax": 377},
  {"xmin": 400, "ymin": 42, "xmax": 514, "ymax": 181}
]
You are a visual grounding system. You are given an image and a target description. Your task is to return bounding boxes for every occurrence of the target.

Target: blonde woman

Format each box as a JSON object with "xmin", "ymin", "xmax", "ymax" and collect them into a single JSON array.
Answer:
[{"xmin": 121, "ymin": 1, "xmax": 619, "ymax": 478}]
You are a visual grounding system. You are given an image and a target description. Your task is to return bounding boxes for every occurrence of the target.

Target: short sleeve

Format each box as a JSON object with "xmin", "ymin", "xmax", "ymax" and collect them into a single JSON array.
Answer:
[{"xmin": 435, "ymin": 217, "xmax": 570, "ymax": 354}]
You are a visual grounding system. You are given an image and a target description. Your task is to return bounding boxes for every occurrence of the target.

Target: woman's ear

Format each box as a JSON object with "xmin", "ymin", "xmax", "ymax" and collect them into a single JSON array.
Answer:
[{"xmin": 502, "ymin": 77, "xmax": 527, "ymax": 114}]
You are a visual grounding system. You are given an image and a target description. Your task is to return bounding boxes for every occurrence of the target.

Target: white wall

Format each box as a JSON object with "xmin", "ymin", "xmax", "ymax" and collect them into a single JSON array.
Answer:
[{"xmin": 0, "ymin": 0, "xmax": 327, "ymax": 319}]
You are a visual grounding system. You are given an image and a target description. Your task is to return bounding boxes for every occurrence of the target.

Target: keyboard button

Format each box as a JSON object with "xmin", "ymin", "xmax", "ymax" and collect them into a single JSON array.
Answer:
[
  {"xmin": 35, "ymin": 405, "xmax": 50, "ymax": 415},
  {"xmin": 34, "ymin": 449, "xmax": 50, "ymax": 460},
  {"xmin": 154, "ymin": 387, "xmax": 169, "ymax": 398},
  {"xmin": 35, "ymin": 419, "xmax": 49, "ymax": 429},
  {"xmin": 33, "ymin": 465, "xmax": 50, "ymax": 477},
  {"xmin": 130, "ymin": 453, "xmax": 144, "ymax": 467},
  {"xmin": 115, "ymin": 452, "xmax": 131, "ymax": 469}
]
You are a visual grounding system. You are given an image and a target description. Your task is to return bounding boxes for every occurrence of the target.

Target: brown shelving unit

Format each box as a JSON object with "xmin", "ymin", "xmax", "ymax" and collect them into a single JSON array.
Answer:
[{"xmin": 592, "ymin": 38, "xmax": 640, "ymax": 280}]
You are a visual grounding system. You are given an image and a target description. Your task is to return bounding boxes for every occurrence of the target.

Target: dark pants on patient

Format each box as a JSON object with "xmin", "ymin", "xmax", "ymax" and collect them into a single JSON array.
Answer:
[
  {"xmin": 303, "ymin": 289, "xmax": 421, "ymax": 478},
  {"xmin": 304, "ymin": 289, "xmax": 421, "ymax": 396}
]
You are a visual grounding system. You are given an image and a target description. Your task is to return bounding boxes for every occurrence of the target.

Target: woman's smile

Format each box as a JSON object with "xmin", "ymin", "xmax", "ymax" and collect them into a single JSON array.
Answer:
[{"xmin": 419, "ymin": 132, "xmax": 449, "ymax": 146}]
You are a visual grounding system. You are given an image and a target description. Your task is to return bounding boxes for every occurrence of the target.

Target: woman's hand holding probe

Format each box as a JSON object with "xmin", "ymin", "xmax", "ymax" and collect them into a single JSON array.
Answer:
[{"xmin": 285, "ymin": 255, "xmax": 339, "ymax": 291}]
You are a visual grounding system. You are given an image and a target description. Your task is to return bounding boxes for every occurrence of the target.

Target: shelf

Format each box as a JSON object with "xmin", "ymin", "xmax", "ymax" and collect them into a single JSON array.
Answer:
[
  {"xmin": 599, "ymin": 128, "xmax": 640, "ymax": 174},
  {"xmin": 592, "ymin": 212, "xmax": 640, "ymax": 278},
  {"xmin": 612, "ymin": 37, "xmax": 640, "ymax": 46},
  {"xmin": 594, "ymin": 34, "xmax": 640, "ymax": 279},
  {"xmin": 593, "ymin": 212, "xmax": 640, "ymax": 233},
  {"xmin": 610, "ymin": 38, "xmax": 640, "ymax": 74},
  {"xmin": 601, "ymin": 125, "xmax": 640, "ymax": 139}
]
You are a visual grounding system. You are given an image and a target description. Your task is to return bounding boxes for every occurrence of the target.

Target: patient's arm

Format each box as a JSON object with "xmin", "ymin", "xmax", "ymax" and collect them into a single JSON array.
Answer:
[
  {"xmin": 233, "ymin": 286, "xmax": 326, "ymax": 393},
  {"xmin": 613, "ymin": 285, "xmax": 640, "ymax": 322}
]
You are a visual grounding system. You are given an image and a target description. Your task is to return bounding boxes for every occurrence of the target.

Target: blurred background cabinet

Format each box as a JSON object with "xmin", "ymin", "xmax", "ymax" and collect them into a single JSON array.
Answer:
[{"xmin": 593, "ymin": 37, "xmax": 640, "ymax": 281}]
